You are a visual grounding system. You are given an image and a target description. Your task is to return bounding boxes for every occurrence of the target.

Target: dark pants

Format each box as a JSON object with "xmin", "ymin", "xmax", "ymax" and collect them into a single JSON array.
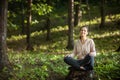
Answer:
[{"xmin": 64, "ymin": 54, "xmax": 94, "ymax": 71}]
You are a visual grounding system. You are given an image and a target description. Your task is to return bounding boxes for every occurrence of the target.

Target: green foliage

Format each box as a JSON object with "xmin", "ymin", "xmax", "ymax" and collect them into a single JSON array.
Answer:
[
  {"xmin": 7, "ymin": 51, "xmax": 120, "ymax": 80},
  {"xmin": 8, "ymin": 52, "xmax": 68, "ymax": 80},
  {"xmin": 32, "ymin": 3, "xmax": 53, "ymax": 16},
  {"xmin": 95, "ymin": 52, "xmax": 120, "ymax": 80}
]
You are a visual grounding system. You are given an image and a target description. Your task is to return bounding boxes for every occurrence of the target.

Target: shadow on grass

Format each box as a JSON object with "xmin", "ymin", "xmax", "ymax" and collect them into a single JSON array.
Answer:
[{"xmin": 7, "ymin": 29, "xmax": 68, "ymax": 52}]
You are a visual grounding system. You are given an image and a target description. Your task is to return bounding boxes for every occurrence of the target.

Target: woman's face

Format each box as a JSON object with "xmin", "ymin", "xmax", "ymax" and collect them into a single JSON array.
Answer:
[{"xmin": 80, "ymin": 27, "xmax": 88, "ymax": 37}]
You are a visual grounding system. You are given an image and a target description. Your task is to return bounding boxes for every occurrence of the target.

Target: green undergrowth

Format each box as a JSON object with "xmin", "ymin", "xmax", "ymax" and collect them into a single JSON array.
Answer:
[
  {"xmin": 7, "ymin": 51, "xmax": 68, "ymax": 80},
  {"xmin": 94, "ymin": 52, "xmax": 120, "ymax": 80},
  {"xmin": 5, "ymin": 51, "xmax": 120, "ymax": 80}
]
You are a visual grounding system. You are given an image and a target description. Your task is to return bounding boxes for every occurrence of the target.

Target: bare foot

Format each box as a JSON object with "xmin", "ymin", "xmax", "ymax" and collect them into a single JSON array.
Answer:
[{"xmin": 80, "ymin": 66, "xmax": 86, "ymax": 70}]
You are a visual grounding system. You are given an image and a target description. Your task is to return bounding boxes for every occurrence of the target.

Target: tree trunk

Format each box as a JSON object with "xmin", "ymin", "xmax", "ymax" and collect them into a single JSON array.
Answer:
[
  {"xmin": 86, "ymin": 0, "xmax": 90, "ymax": 25},
  {"xmin": 46, "ymin": 0, "xmax": 51, "ymax": 41},
  {"xmin": 74, "ymin": 0, "xmax": 82, "ymax": 27},
  {"xmin": 21, "ymin": 0, "xmax": 25, "ymax": 34},
  {"xmin": 67, "ymin": 0, "xmax": 74, "ymax": 49},
  {"xmin": 46, "ymin": 16, "xmax": 51, "ymax": 41},
  {"xmin": 99, "ymin": 0, "xmax": 105, "ymax": 28},
  {"xmin": 116, "ymin": 0, "xmax": 120, "ymax": 5},
  {"xmin": 0, "ymin": 0, "xmax": 8, "ymax": 70},
  {"xmin": 116, "ymin": 46, "xmax": 120, "ymax": 52},
  {"xmin": 26, "ymin": 0, "xmax": 33, "ymax": 50}
]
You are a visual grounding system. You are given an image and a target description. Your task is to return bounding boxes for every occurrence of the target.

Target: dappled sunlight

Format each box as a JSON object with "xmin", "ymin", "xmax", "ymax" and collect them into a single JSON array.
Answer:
[
  {"xmin": 80, "ymin": 13, "xmax": 120, "ymax": 26},
  {"xmin": 7, "ymin": 35, "xmax": 26, "ymax": 42},
  {"xmin": 31, "ymin": 31, "xmax": 44, "ymax": 37},
  {"xmin": 7, "ymin": 35, "xmax": 26, "ymax": 51},
  {"xmin": 93, "ymin": 33, "xmax": 120, "ymax": 52},
  {"xmin": 90, "ymin": 30, "xmax": 119, "ymax": 39},
  {"xmin": 7, "ymin": 26, "xmax": 69, "ymax": 52},
  {"xmin": 33, "ymin": 39, "xmax": 70, "ymax": 54},
  {"xmin": 51, "ymin": 25, "xmax": 68, "ymax": 32},
  {"xmin": 106, "ymin": 14, "xmax": 120, "ymax": 22},
  {"xmin": 7, "ymin": 21, "xmax": 119, "ymax": 53},
  {"xmin": 80, "ymin": 18, "xmax": 100, "ymax": 26}
]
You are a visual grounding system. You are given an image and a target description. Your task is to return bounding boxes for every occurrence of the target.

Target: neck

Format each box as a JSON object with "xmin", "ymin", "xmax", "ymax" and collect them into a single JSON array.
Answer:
[
  {"xmin": 80, "ymin": 36, "xmax": 87, "ymax": 44},
  {"xmin": 81, "ymin": 36, "xmax": 87, "ymax": 41}
]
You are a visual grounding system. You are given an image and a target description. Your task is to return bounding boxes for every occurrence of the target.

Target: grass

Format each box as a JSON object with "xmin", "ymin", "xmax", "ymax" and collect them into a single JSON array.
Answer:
[
  {"xmin": 7, "ymin": 51, "xmax": 68, "ymax": 80},
  {"xmin": 6, "ymin": 51, "xmax": 120, "ymax": 80}
]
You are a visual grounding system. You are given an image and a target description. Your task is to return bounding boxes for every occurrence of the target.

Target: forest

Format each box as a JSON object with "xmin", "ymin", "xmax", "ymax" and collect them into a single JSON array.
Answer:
[{"xmin": 0, "ymin": 0, "xmax": 120, "ymax": 80}]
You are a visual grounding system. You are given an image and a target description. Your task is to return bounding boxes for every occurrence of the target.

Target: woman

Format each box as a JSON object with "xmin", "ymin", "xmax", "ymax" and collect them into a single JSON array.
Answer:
[{"xmin": 64, "ymin": 26, "xmax": 96, "ymax": 71}]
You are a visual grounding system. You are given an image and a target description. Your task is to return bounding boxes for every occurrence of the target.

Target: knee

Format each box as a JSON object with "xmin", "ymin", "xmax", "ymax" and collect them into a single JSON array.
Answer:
[
  {"xmin": 89, "ymin": 55, "xmax": 94, "ymax": 58},
  {"xmin": 64, "ymin": 56, "xmax": 68, "ymax": 62},
  {"xmin": 89, "ymin": 55, "xmax": 94, "ymax": 62},
  {"xmin": 64, "ymin": 56, "xmax": 71, "ymax": 63},
  {"xmin": 88, "ymin": 55, "xmax": 94, "ymax": 67},
  {"xmin": 87, "ymin": 54, "xmax": 94, "ymax": 60}
]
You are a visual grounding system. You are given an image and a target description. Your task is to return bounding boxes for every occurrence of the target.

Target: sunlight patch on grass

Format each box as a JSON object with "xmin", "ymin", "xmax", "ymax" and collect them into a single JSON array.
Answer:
[
  {"xmin": 35, "ymin": 39, "xmax": 70, "ymax": 54},
  {"xmin": 51, "ymin": 25, "xmax": 68, "ymax": 32},
  {"xmin": 106, "ymin": 14, "xmax": 120, "ymax": 22},
  {"xmin": 31, "ymin": 25, "xmax": 68, "ymax": 38},
  {"xmin": 80, "ymin": 13, "xmax": 120, "ymax": 27},
  {"xmin": 92, "ymin": 30, "xmax": 120, "ymax": 52},
  {"xmin": 90, "ymin": 30, "xmax": 120, "ymax": 39},
  {"xmin": 31, "ymin": 31, "xmax": 43, "ymax": 37},
  {"xmin": 7, "ymin": 35, "xmax": 26, "ymax": 42}
]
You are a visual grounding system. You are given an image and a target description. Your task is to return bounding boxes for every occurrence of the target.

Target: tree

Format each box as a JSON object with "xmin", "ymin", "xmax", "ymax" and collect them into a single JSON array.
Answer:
[
  {"xmin": 0, "ymin": 0, "xmax": 8, "ymax": 70},
  {"xmin": 74, "ymin": 0, "xmax": 82, "ymax": 27},
  {"xmin": 46, "ymin": 15, "xmax": 51, "ymax": 41},
  {"xmin": 67, "ymin": 0, "xmax": 74, "ymax": 49},
  {"xmin": 99, "ymin": 0, "xmax": 105, "ymax": 28},
  {"xmin": 46, "ymin": 0, "xmax": 51, "ymax": 41},
  {"xmin": 26, "ymin": 0, "xmax": 33, "ymax": 50},
  {"xmin": 31, "ymin": 0, "xmax": 53, "ymax": 41},
  {"xmin": 116, "ymin": 46, "xmax": 120, "ymax": 52},
  {"xmin": 21, "ymin": 0, "xmax": 25, "ymax": 34}
]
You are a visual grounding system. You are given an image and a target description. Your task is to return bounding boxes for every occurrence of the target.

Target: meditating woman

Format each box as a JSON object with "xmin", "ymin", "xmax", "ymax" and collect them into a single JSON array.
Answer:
[{"xmin": 64, "ymin": 26, "xmax": 96, "ymax": 71}]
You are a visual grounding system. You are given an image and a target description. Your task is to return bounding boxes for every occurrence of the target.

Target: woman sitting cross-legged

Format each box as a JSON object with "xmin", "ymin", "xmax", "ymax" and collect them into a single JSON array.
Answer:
[{"xmin": 64, "ymin": 26, "xmax": 96, "ymax": 71}]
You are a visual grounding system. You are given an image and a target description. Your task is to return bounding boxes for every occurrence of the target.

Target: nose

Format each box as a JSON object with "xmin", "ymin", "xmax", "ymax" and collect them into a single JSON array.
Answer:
[{"xmin": 81, "ymin": 30, "xmax": 85, "ymax": 33}]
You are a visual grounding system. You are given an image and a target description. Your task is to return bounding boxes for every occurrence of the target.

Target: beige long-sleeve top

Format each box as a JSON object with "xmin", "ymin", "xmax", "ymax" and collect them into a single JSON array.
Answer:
[{"xmin": 69, "ymin": 38, "xmax": 96, "ymax": 60}]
